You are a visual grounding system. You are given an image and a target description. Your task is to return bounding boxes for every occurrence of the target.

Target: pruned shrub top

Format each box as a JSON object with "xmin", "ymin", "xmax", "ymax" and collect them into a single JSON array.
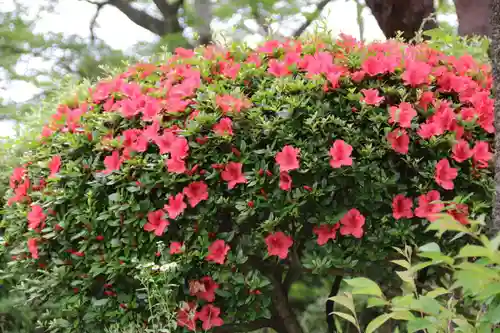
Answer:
[{"xmin": 1, "ymin": 36, "xmax": 494, "ymax": 331}]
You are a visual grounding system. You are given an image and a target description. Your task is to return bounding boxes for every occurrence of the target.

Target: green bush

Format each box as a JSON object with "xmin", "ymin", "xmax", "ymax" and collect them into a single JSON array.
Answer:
[
  {"xmin": 0, "ymin": 35, "xmax": 495, "ymax": 332},
  {"xmin": 333, "ymin": 214, "xmax": 500, "ymax": 333}
]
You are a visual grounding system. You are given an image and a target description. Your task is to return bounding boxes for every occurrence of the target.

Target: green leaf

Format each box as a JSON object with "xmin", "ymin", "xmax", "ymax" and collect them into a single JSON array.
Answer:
[
  {"xmin": 345, "ymin": 278, "xmax": 384, "ymax": 297},
  {"xmin": 330, "ymin": 294, "xmax": 356, "ymax": 315},
  {"xmin": 457, "ymin": 244, "xmax": 491, "ymax": 258},
  {"xmin": 425, "ymin": 287, "xmax": 449, "ymax": 299},
  {"xmin": 407, "ymin": 318, "xmax": 434, "ymax": 332},
  {"xmin": 365, "ymin": 313, "xmax": 393, "ymax": 333},
  {"xmin": 92, "ymin": 298, "xmax": 109, "ymax": 306},
  {"xmin": 410, "ymin": 296, "xmax": 442, "ymax": 315},
  {"xmin": 366, "ymin": 297, "xmax": 388, "ymax": 308},
  {"xmin": 418, "ymin": 242, "xmax": 441, "ymax": 253},
  {"xmin": 332, "ymin": 312, "xmax": 359, "ymax": 331},
  {"xmin": 425, "ymin": 214, "xmax": 470, "ymax": 236},
  {"xmin": 391, "ymin": 259, "xmax": 411, "ymax": 269}
]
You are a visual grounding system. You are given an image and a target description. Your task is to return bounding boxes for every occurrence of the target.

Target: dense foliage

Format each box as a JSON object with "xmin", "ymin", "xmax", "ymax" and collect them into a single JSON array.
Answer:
[
  {"xmin": 334, "ymin": 215, "xmax": 500, "ymax": 333},
  {"xmin": 0, "ymin": 35, "xmax": 495, "ymax": 332}
]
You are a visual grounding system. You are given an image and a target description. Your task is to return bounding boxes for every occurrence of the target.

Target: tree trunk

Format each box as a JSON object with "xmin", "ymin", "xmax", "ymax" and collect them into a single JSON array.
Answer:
[
  {"xmin": 271, "ymin": 282, "xmax": 304, "ymax": 333},
  {"xmin": 490, "ymin": 0, "xmax": 500, "ymax": 233},
  {"xmin": 454, "ymin": 0, "xmax": 491, "ymax": 37},
  {"xmin": 364, "ymin": 0, "xmax": 437, "ymax": 40}
]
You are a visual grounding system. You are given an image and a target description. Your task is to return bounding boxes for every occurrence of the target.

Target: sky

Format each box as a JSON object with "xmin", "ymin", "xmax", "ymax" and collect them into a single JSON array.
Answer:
[{"xmin": 0, "ymin": 0, "xmax": 386, "ymax": 137}]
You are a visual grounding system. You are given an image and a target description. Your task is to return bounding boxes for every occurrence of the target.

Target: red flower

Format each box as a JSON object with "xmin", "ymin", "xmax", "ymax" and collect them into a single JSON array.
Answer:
[
  {"xmin": 170, "ymin": 241, "xmax": 183, "ymax": 254},
  {"xmin": 402, "ymin": 60, "xmax": 432, "ymax": 87},
  {"xmin": 189, "ymin": 276, "xmax": 219, "ymax": 302},
  {"xmin": 265, "ymin": 231, "xmax": 293, "ymax": 259},
  {"xmin": 275, "ymin": 145, "xmax": 300, "ymax": 172},
  {"xmin": 197, "ymin": 304, "xmax": 224, "ymax": 330},
  {"xmin": 221, "ymin": 162, "xmax": 247, "ymax": 189},
  {"xmin": 313, "ymin": 224, "xmax": 340, "ymax": 245},
  {"xmin": 154, "ymin": 131, "xmax": 176, "ymax": 155},
  {"xmin": 166, "ymin": 156, "xmax": 186, "ymax": 174},
  {"xmin": 96, "ymin": 235, "xmax": 104, "ymax": 241},
  {"xmin": 279, "ymin": 172, "xmax": 292, "ymax": 191},
  {"xmin": 415, "ymin": 190, "xmax": 443, "ymax": 222},
  {"xmin": 447, "ymin": 203, "xmax": 469, "ymax": 225},
  {"xmin": 28, "ymin": 205, "xmax": 46, "ymax": 230},
  {"xmin": 339, "ymin": 209, "xmax": 365, "ymax": 238},
  {"xmin": 389, "ymin": 102, "xmax": 417, "ymax": 128},
  {"xmin": 177, "ymin": 302, "xmax": 197, "ymax": 331},
  {"xmin": 434, "ymin": 159, "xmax": 458, "ymax": 190},
  {"xmin": 213, "ymin": 117, "xmax": 233, "ymax": 136},
  {"xmin": 28, "ymin": 238, "xmax": 39, "ymax": 259},
  {"xmin": 418, "ymin": 122, "xmax": 441, "ymax": 139},
  {"xmin": 164, "ymin": 193, "xmax": 187, "ymax": 219},
  {"xmin": 472, "ymin": 141, "xmax": 492, "ymax": 168},
  {"xmin": 329, "ymin": 140, "xmax": 353, "ymax": 168},
  {"xmin": 452, "ymin": 140, "xmax": 473, "ymax": 163},
  {"xmin": 103, "ymin": 150, "xmax": 122, "ymax": 174},
  {"xmin": 392, "ymin": 194, "xmax": 414, "ymax": 220},
  {"xmin": 268, "ymin": 59, "xmax": 290, "ymax": 77},
  {"xmin": 183, "ymin": 181, "xmax": 209, "ymax": 208},
  {"xmin": 144, "ymin": 210, "xmax": 169, "ymax": 236},
  {"xmin": 387, "ymin": 128, "xmax": 409, "ymax": 154},
  {"xmin": 48, "ymin": 155, "xmax": 61, "ymax": 177},
  {"xmin": 206, "ymin": 240, "xmax": 230, "ymax": 264},
  {"xmin": 360, "ymin": 89, "xmax": 384, "ymax": 106}
]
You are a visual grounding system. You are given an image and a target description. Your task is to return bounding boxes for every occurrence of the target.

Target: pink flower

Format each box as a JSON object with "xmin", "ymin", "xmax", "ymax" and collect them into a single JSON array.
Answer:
[
  {"xmin": 339, "ymin": 209, "xmax": 365, "ymax": 238},
  {"xmin": 387, "ymin": 128, "xmax": 409, "ymax": 154},
  {"xmin": 472, "ymin": 141, "xmax": 492, "ymax": 168},
  {"xmin": 170, "ymin": 242, "xmax": 183, "ymax": 254},
  {"xmin": 197, "ymin": 304, "xmax": 224, "ymax": 330},
  {"xmin": 389, "ymin": 102, "xmax": 417, "ymax": 128},
  {"xmin": 360, "ymin": 89, "xmax": 384, "ymax": 106},
  {"xmin": 392, "ymin": 194, "xmax": 413, "ymax": 219},
  {"xmin": 48, "ymin": 155, "xmax": 61, "ymax": 177},
  {"xmin": 183, "ymin": 181, "xmax": 209, "ymax": 208},
  {"xmin": 144, "ymin": 210, "xmax": 169, "ymax": 236},
  {"xmin": 279, "ymin": 172, "xmax": 292, "ymax": 191},
  {"xmin": 103, "ymin": 150, "xmax": 122, "ymax": 174},
  {"xmin": 265, "ymin": 232, "xmax": 293, "ymax": 259},
  {"xmin": 189, "ymin": 276, "xmax": 219, "ymax": 302},
  {"xmin": 329, "ymin": 140, "xmax": 353, "ymax": 168},
  {"xmin": 166, "ymin": 156, "xmax": 186, "ymax": 174},
  {"xmin": 164, "ymin": 193, "xmax": 187, "ymax": 219},
  {"xmin": 434, "ymin": 159, "xmax": 458, "ymax": 190},
  {"xmin": 177, "ymin": 302, "xmax": 197, "ymax": 331},
  {"xmin": 268, "ymin": 59, "xmax": 290, "ymax": 77},
  {"xmin": 452, "ymin": 140, "xmax": 473, "ymax": 163},
  {"xmin": 206, "ymin": 240, "xmax": 230, "ymax": 264},
  {"xmin": 415, "ymin": 190, "xmax": 443, "ymax": 222},
  {"xmin": 28, "ymin": 238, "xmax": 39, "ymax": 259},
  {"xmin": 28, "ymin": 205, "xmax": 46, "ymax": 230},
  {"xmin": 221, "ymin": 162, "xmax": 247, "ymax": 189},
  {"xmin": 275, "ymin": 145, "xmax": 300, "ymax": 172},
  {"xmin": 213, "ymin": 117, "xmax": 233, "ymax": 136},
  {"xmin": 313, "ymin": 224, "xmax": 339, "ymax": 245}
]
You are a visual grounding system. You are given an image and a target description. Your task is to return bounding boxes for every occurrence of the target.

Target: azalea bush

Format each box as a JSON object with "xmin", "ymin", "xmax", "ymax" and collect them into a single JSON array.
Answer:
[
  {"xmin": 0, "ymin": 34, "xmax": 495, "ymax": 333},
  {"xmin": 332, "ymin": 214, "xmax": 500, "ymax": 333}
]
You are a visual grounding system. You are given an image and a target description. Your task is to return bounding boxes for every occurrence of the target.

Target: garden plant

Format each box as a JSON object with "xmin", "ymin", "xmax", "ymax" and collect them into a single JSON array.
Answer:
[{"xmin": 0, "ymin": 34, "xmax": 495, "ymax": 332}]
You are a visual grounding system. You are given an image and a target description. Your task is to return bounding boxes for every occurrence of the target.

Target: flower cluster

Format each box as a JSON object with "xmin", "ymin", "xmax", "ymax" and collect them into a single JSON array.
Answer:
[{"xmin": 1, "ymin": 36, "xmax": 494, "ymax": 332}]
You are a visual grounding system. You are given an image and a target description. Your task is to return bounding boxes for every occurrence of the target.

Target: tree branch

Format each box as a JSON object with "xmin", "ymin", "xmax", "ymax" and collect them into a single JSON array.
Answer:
[
  {"xmin": 107, "ymin": 0, "xmax": 167, "ymax": 36},
  {"xmin": 89, "ymin": 2, "xmax": 107, "ymax": 42},
  {"xmin": 293, "ymin": 0, "xmax": 331, "ymax": 37},
  {"xmin": 152, "ymin": 0, "xmax": 184, "ymax": 34},
  {"xmin": 213, "ymin": 319, "xmax": 275, "ymax": 333},
  {"xmin": 283, "ymin": 245, "xmax": 302, "ymax": 293}
]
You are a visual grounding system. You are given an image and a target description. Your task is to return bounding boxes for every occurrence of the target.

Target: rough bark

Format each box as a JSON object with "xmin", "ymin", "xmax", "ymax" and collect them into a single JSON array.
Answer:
[
  {"xmin": 454, "ymin": 0, "xmax": 491, "ymax": 37},
  {"xmin": 490, "ymin": 0, "xmax": 500, "ymax": 233},
  {"xmin": 364, "ymin": 0, "xmax": 437, "ymax": 40}
]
